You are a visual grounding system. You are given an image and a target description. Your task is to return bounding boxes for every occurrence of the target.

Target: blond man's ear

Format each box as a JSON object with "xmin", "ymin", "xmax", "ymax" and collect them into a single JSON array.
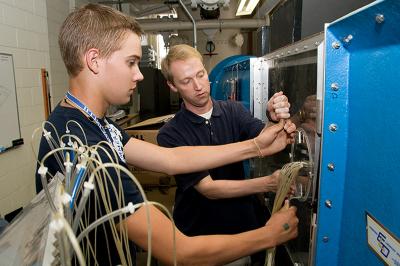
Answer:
[{"xmin": 167, "ymin": 80, "xmax": 178, "ymax": 93}]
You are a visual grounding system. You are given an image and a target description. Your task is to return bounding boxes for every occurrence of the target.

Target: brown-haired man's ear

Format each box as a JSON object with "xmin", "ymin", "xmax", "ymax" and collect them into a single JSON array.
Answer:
[{"xmin": 86, "ymin": 48, "xmax": 100, "ymax": 74}]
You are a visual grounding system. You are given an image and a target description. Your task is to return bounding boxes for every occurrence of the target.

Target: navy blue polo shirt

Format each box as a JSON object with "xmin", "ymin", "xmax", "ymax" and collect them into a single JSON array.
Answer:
[{"xmin": 157, "ymin": 99, "xmax": 265, "ymax": 236}]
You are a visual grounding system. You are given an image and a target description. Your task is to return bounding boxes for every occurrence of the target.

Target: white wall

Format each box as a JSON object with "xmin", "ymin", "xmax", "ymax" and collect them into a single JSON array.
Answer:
[
  {"xmin": 0, "ymin": 0, "xmax": 89, "ymax": 216},
  {"xmin": 46, "ymin": 0, "xmax": 92, "ymax": 106},
  {"xmin": 0, "ymin": 0, "xmax": 50, "ymax": 215},
  {"xmin": 46, "ymin": 0, "xmax": 71, "ymax": 107}
]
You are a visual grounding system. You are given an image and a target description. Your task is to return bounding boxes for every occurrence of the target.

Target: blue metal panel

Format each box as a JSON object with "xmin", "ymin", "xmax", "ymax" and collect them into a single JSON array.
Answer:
[{"xmin": 316, "ymin": 0, "xmax": 400, "ymax": 265}]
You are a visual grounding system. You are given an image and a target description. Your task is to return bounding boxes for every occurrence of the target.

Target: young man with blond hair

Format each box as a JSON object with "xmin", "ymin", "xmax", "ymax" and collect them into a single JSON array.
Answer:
[
  {"xmin": 158, "ymin": 44, "xmax": 292, "ymax": 265},
  {"xmin": 36, "ymin": 4, "xmax": 298, "ymax": 265}
]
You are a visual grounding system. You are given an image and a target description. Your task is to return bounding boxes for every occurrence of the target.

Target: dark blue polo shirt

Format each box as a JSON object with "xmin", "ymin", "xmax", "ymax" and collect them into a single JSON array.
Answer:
[
  {"xmin": 157, "ymin": 99, "xmax": 265, "ymax": 236},
  {"xmin": 36, "ymin": 104, "xmax": 143, "ymax": 265}
]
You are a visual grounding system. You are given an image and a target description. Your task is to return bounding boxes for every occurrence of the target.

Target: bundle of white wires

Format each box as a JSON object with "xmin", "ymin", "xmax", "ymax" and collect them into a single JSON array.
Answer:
[
  {"xmin": 32, "ymin": 120, "xmax": 177, "ymax": 266},
  {"xmin": 265, "ymin": 161, "xmax": 305, "ymax": 266}
]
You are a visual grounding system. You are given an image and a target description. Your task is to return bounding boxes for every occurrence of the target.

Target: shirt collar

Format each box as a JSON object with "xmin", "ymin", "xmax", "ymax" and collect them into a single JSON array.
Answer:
[{"xmin": 181, "ymin": 98, "xmax": 222, "ymax": 124}]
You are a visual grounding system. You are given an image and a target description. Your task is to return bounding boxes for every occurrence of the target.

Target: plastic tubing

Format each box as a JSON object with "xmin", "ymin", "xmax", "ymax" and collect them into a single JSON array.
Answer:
[
  {"xmin": 92, "ymin": 141, "xmax": 119, "ymax": 164},
  {"xmin": 85, "ymin": 163, "xmax": 152, "ymax": 265},
  {"xmin": 76, "ymin": 202, "xmax": 142, "ymax": 242},
  {"xmin": 42, "ymin": 121, "xmax": 66, "ymax": 171},
  {"xmin": 39, "ymin": 147, "xmax": 81, "ymax": 209},
  {"xmin": 76, "ymin": 201, "xmax": 177, "ymax": 266},
  {"xmin": 52, "ymin": 215, "xmax": 87, "ymax": 266},
  {"xmin": 72, "ymin": 179, "xmax": 92, "ymax": 234},
  {"xmin": 70, "ymin": 166, "xmax": 87, "ymax": 209},
  {"xmin": 66, "ymin": 120, "xmax": 88, "ymax": 145},
  {"xmin": 289, "ymin": 127, "xmax": 313, "ymax": 201}
]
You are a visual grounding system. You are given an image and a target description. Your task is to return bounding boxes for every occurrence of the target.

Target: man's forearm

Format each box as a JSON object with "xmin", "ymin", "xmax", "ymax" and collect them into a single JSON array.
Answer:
[
  {"xmin": 127, "ymin": 203, "xmax": 298, "ymax": 266},
  {"xmin": 196, "ymin": 176, "xmax": 271, "ymax": 199},
  {"xmin": 124, "ymin": 138, "xmax": 259, "ymax": 176},
  {"xmin": 126, "ymin": 204, "xmax": 273, "ymax": 265},
  {"xmin": 177, "ymin": 225, "xmax": 276, "ymax": 265},
  {"xmin": 167, "ymin": 139, "xmax": 259, "ymax": 175}
]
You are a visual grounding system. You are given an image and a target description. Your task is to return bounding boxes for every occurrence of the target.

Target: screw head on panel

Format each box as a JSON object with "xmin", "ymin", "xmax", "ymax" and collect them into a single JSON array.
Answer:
[
  {"xmin": 331, "ymin": 83, "xmax": 339, "ymax": 91},
  {"xmin": 343, "ymin": 34, "xmax": 353, "ymax": 44},
  {"xmin": 325, "ymin": 200, "xmax": 332, "ymax": 208},
  {"xmin": 375, "ymin": 14, "xmax": 385, "ymax": 24},
  {"xmin": 327, "ymin": 163, "xmax": 335, "ymax": 171},
  {"xmin": 329, "ymin": 124, "xmax": 338, "ymax": 132},
  {"xmin": 332, "ymin": 42, "xmax": 340, "ymax": 49},
  {"xmin": 323, "ymin": 236, "xmax": 329, "ymax": 243}
]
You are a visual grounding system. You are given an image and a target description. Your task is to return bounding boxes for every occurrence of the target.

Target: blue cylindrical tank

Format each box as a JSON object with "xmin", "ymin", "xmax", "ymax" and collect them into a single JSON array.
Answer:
[{"xmin": 209, "ymin": 55, "xmax": 254, "ymax": 111}]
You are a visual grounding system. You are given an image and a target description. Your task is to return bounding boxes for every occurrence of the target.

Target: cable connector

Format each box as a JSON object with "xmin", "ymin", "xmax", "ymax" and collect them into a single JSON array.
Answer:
[
  {"xmin": 64, "ymin": 161, "xmax": 73, "ymax": 168},
  {"xmin": 79, "ymin": 151, "xmax": 89, "ymax": 162},
  {"xmin": 76, "ymin": 163, "xmax": 87, "ymax": 171},
  {"xmin": 67, "ymin": 137, "xmax": 73, "ymax": 147},
  {"xmin": 125, "ymin": 202, "xmax": 136, "ymax": 214},
  {"xmin": 90, "ymin": 150, "xmax": 98, "ymax": 158},
  {"xmin": 83, "ymin": 181, "xmax": 94, "ymax": 190},
  {"xmin": 78, "ymin": 146, "xmax": 85, "ymax": 154},
  {"xmin": 49, "ymin": 218, "xmax": 64, "ymax": 232},
  {"xmin": 61, "ymin": 193, "xmax": 72, "ymax": 205},
  {"xmin": 43, "ymin": 130, "xmax": 51, "ymax": 140},
  {"xmin": 38, "ymin": 166, "xmax": 48, "ymax": 176}
]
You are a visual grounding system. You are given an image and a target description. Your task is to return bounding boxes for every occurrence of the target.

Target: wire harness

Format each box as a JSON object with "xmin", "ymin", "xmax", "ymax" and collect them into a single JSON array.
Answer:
[{"xmin": 34, "ymin": 120, "xmax": 177, "ymax": 266}]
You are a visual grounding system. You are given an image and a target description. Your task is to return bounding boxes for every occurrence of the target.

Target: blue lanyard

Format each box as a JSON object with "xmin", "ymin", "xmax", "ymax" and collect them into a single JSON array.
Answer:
[{"xmin": 65, "ymin": 92, "xmax": 126, "ymax": 162}]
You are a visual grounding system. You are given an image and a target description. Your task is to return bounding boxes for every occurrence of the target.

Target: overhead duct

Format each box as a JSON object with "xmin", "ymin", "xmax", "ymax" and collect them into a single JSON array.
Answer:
[{"xmin": 139, "ymin": 18, "xmax": 266, "ymax": 32}]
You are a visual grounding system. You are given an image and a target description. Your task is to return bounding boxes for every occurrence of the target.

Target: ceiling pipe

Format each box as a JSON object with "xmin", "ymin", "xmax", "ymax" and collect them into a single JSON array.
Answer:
[
  {"xmin": 139, "ymin": 18, "xmax": 266, "ymax": 32},
  {"xmin": 130, "ymin": 3, "xmax": 173, "ymax": 17},
  {"xmin": 178, "ymin": 0, "xmax": 197, "ymax": 48}
]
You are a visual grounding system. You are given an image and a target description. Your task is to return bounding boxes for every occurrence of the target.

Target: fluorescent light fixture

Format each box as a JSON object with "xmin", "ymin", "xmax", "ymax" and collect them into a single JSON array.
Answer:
[{"xmin": 236, "ymin": 0, "xmax": 261, "ymax": 16}]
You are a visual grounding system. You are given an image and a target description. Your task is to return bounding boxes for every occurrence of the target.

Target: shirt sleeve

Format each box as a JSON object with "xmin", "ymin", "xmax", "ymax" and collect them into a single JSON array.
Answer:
[
  {"xmin": 109, "ymin": 119, "xmax": 131, "ymax": 146},
  {"xmin": 233, "ymin": 102, "xmax": 265, "ymax": 139},
  {"xmin": 106, "ymin": 120, "xmax": 143, "ymax": 206},
  {"xmin": 157, "ymin": 125, "xmax": 209, "ymax": 191}
]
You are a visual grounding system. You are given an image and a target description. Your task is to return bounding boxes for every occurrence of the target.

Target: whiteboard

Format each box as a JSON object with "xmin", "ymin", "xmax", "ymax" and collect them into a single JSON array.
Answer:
[{"xmin": 0, "ymin": 53, "xmax": 22, "ymax": 153}]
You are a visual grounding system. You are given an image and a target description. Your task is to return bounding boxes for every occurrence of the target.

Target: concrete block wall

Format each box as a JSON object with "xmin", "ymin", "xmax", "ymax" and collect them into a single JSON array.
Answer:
[
  {"xmin": 46, "ymin": 0, "xmax": 70, "ymax": 107},
  {"xmin": 46, "ymin": 0, "xmax": 91, "ymax": 106},
  {"xmin": 0, "ymin": 0, "xmax": 51, "ymax": 216},
  {"xmin": 0, "ymin": 0, "xmax": 89, "ymax": 217}
]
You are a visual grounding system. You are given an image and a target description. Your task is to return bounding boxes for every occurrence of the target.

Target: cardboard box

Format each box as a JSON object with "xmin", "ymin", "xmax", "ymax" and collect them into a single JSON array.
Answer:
[
  {"xmin": 128, "ymin": 167, "xmax": 175, "ymax": 187},
  {"xmin": 130, "ymin": 168, "xmax": 176, "ymax": 212},
  {"xmin": 125, "ymin": 114, "xmax": 174, "ymax": 145},
  {"xmin": 125, "ymin": 114, "xmax": 176, "ymax": 204},
  {"xmin": 145, "ymin": 187, "xmax": 176, "ymax": 214}
]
